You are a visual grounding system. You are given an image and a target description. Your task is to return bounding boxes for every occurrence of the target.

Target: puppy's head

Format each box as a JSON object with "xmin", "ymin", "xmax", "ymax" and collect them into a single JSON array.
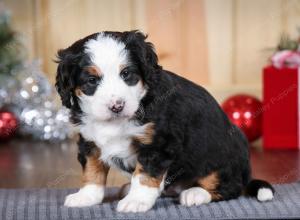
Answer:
[{"xmin": 55, "ymin": 31, "xmax": 160, "ymax": 121}]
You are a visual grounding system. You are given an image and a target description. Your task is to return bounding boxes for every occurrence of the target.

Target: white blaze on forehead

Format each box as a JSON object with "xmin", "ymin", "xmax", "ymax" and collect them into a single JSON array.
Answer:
[
  {"xmin": 84, "ymin": 33, "xmax": 128, "ymax": 73},
  {"xmin": 78, "ymin": 32, "xmax": 145, "ymax": 122}
]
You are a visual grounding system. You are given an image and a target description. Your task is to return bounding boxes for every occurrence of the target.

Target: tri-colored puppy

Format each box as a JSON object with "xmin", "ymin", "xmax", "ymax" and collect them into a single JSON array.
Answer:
[{"xmin": 55, "ymin": 30, "xmax": 274, "ymax": 212}]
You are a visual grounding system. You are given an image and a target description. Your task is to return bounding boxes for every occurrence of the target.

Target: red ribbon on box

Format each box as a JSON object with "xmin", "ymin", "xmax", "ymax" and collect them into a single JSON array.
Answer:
[{"xmin": 271, "ymin": 50, "xmax": 300, "ymax": 69}]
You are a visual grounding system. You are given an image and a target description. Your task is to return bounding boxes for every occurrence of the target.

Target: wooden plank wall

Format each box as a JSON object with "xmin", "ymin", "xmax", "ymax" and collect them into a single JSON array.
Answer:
[{"xmin": 3, "ymin": 0, "xmax": 300, "ymax": 101}]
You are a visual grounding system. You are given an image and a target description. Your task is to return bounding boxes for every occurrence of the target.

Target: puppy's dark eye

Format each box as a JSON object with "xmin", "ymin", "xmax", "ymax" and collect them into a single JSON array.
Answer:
[
  {"xmin": 120, "ymin": 70, "xmax": 131, "ymax": 80},
  {"xmin": 88, "ymin": 77, "xmax": 97, "ymax": 84}
]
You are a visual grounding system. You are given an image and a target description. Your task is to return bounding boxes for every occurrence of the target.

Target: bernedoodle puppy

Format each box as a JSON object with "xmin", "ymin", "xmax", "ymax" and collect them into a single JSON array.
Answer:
[{"xmin": 55, "ymin": 30, "xmax": 274, "ymax": 212}]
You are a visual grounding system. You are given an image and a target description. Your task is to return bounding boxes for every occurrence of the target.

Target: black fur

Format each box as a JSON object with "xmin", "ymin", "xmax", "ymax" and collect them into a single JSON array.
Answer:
[
  {"xmin": 77, "ymin": 134, "xmax": 98, "ymax": 169},
  {"xmin": 56, "ymin": 30, "xmax": 274, "ymax": 202},
  {"xmin": 55, "ymin": 33, "xmax": 99, "ymax": 124},
  {"xmin": 120, "ymin": 66, "xmax": 141, "ymax": 86}
]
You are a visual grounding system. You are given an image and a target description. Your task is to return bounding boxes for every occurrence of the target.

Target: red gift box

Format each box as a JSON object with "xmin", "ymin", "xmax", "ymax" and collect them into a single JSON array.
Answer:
[{"xmin": 263, "ymin": 66, "xmax": 300, "ymax": 149}]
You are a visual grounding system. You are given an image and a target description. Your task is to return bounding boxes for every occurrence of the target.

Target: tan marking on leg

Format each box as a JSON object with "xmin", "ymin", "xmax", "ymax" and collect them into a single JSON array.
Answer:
[
  {"xmin": 133, "ymin": 162, "xmax": 144, "ymax": 176},
  {"xmin": 84, "ymin": 66, "xmax": 102, "ymax": 77},
  {"xmin": 133, "ymin": 123, "xmax": 155, "ymax": 145},
  {"xmin": 198, "ymin": 172, "xmax": 222, "ymax": 200},
  {"xmin": 118, "ymin": 182, "xmax": 131, "ymax": 199},
  {"xmin": 133, "ymin": 162, "xmax": 164, "ymax": 188},
  {"xmin": 82, "ymin": 148, "xmax": 109, "ymax": 186}
]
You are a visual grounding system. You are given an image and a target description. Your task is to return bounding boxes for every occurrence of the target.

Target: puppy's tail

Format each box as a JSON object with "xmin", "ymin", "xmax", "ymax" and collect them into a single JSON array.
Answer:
[{"xmin": 244, "ymin": 179, "xmax": 275, "ymax": 202}]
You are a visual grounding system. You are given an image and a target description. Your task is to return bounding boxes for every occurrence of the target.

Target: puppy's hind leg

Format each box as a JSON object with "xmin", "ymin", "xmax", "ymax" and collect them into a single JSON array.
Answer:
[
  {"xmin": 180, "ymin": 187, "xmax": 212, "ymax": 206},
  {"xmin": 179, "ymin": 171, "xmax": 225, "ymax": 207}
]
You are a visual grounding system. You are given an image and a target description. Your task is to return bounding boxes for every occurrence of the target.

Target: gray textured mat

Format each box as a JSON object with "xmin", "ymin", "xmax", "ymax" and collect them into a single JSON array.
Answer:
[{"xmin": 0, "ymin": 182, "xmax": 300, "ymax": 220}]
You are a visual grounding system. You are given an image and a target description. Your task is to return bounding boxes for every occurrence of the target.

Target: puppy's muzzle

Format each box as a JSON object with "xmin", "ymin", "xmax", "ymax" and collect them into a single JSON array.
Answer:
[{"xmin": 109, "ymin": 99, "xmax": 125, "ymax": 113}]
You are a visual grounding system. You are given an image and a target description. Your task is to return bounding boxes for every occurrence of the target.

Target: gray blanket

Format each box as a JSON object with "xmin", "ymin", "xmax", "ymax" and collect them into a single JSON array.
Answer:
[{"xmin": 0, "ymin": 182, "xmax": 300, "ymax": 219}]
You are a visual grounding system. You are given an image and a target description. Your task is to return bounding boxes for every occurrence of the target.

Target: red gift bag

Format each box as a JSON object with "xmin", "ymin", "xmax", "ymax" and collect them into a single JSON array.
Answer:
[{"xmin": 263, "ymin": 66, "xmax": 300, "ymax": 149}]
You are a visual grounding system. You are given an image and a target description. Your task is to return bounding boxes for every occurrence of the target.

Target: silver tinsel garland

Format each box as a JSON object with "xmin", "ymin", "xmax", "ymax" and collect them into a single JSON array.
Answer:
[{"xmin": 0, "ymin": 61, "xmax": 73, "ymax": 141}]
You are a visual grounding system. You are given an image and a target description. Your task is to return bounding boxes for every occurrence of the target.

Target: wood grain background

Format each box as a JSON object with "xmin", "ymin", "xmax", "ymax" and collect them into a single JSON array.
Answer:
[{"xmin": 3, "ymin": 0, "xmax": 300, "ymax": 101}]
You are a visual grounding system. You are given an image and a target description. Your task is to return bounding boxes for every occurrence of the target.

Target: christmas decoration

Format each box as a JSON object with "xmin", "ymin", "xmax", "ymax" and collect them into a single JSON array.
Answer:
[
  {"xmin": 271, "ymin": 30, "xmax": 300, "ymax": 68},
  {"xmin": 263, "ymin": 29, "xmax": 300, "ymax": 149},
  {"xmin": 271, "ymin": 50, "xmax": 300, "ymax": 69},
  {"xmin": 0, "ymin": 60, "xmax": 73, "ymax": 141},
  {"xmin": 0, "ymin": 9, "xmax": 73, "ymax": 141},
  {"xmin": 222, "ymin": 94, "xmax": 263, "ymax": 142},
  {"xmin": 276, "ymin": 32, "xmax": 300, "ymax": 51},
  {"xmin": 263, "ymin": 66, "xmax": 299, "ymax": 149},
  {"xmin": 0, "ymin": 9, "xmax": 24, "ymax": 76},
  {"xmin": 0, "ymin": 111, "xmax": 18, "ymax": 140}
]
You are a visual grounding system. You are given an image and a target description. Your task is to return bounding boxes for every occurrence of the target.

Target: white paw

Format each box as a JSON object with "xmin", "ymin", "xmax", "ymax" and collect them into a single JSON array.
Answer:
[
  {"xmin": 64, "ymin": 184, "xmax": 104, "ymax": 207},
  {"xmin": 64, "ymin": 192, "xmax": 99, "ymax": 207},
  {"xmin": 257, "ymin": 188, "xmax": 274, "ymax": 202},
  {"xmin": 180, "ymin": 187, "xmax": 212, "ymax": 207},
  {"xmin": 116, "ymin": 174, "xmax": 160, "ymax": 212},
  {"xmin": 117, "ymin": 195, "xmax": 154, "ymax": 213}
]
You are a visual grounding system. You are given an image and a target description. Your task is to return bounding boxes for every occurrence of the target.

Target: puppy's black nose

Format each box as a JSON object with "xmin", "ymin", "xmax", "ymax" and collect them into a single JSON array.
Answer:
[{"xmin": 109, "ymin": 99, "xmax": 125, "ymax": 113}]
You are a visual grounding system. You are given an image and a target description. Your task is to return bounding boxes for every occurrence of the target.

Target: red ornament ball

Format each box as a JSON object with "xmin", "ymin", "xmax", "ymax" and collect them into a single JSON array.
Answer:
[
  {"xmin": 222, "ymin": 94, "xmax": 263, "ymax": 142},
  {"xmin": 0, "ymin": 111, "xmax": 18, "ymax": 140}
]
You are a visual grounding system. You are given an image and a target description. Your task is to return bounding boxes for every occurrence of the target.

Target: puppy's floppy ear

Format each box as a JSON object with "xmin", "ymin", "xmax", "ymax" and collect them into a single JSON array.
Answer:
[
  {"xmin": 127, "ymin": 31, "xmax": 159, "ymax": 68},
  {"xmin": 55, "ymin": 33, "xmax": 99, "ymax": 108},
  {"xmin": 123, "ymin": 30, "xmax": 161, "ymax": 83},
  {"xmin": 55, "ymin": 49, "xmax": 78, "ymax": 109}
]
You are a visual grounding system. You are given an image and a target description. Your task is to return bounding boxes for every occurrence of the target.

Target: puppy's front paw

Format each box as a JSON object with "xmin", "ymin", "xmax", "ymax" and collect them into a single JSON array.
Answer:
[
  {"xmin": 65, "ymin": 192, "xmax": 99, "ymax": 207},
  {"xmin": 64, "ymin": 184, "xmax": 104, "ymax": 207},
  {"xmin": 117, "ymin": 195, "xmax": 154, "ymax": 213}
]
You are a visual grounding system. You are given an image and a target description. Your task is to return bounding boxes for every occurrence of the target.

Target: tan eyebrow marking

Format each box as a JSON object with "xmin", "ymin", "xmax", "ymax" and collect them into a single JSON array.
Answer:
[
  {"xmin": 119, "ymin": 64, "xmax": 127, "ymax": 71},
  {"xmin": 84, "ymin": 66, "xmax": 102, "ymax": 77}
]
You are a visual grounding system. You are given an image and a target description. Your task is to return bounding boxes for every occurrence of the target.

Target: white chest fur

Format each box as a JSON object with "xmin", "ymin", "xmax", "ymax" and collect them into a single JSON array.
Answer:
[{"xmin": 79, "ymin": 117, "xmax": 147, "ymax": 171}]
